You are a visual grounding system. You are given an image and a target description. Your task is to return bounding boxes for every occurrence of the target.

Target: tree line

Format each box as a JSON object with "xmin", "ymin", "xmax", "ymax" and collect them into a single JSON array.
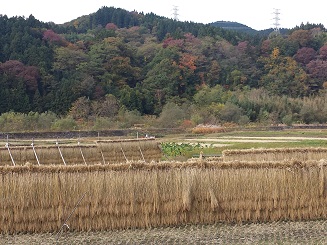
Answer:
[{"xmin": 0, "ymin": 7, "xmax": 327, "ymax": 132}]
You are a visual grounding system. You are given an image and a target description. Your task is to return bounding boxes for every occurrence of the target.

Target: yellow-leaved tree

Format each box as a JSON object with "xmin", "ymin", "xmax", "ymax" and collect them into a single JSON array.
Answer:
[{"xmin": 259, "ymin": 48, "xmax": 309, "ymax": 97}]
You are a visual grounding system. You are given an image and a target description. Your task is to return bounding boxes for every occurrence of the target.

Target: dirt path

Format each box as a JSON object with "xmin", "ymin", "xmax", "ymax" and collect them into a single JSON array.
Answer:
[{"xmin": 2, "ymin": 220, "xmax": 326, "ymax": 244}]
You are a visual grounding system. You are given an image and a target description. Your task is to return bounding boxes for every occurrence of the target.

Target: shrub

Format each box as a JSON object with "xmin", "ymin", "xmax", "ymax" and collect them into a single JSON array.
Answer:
[
  {"xmin": 191, "ymin": 125, "xmax": 225, "ymax": 134},
  {"xmin": 0, "ymin": 111, "xmax": 57, "ymax": 132},
  {"xmin": 0, "ymin": 112, "xmax": 25, "ymax": 132},
  {"xmin": 51, "ymin": 117, "xmax": 78, "ymax": 131},
  {"xmin": 218, "ymin": 102, "xmax": 244, "ymax": 123},
  {"xmin": 118, "ymin": 109, "xmax": 144, "ymax": 128},
  {"xmin": 93, "ymin": 117, "xmax": 116, "ymax": 130},
  {"xmin": 282, "ymin": 114, "xmax": 293, "ymax": 126},
  {"xmin": 157, "ymin": 102, "xmax": 186, "ymax": 128},
  {"xmin": 180, "ymin": 120, "xmax": 194, "ymax": 129}
]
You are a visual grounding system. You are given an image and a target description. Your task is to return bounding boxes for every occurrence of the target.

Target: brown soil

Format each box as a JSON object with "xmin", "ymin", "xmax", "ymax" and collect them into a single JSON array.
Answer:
[{"xmin": 1, "ymin": 220, "xmax": 326, "ymax": 244}]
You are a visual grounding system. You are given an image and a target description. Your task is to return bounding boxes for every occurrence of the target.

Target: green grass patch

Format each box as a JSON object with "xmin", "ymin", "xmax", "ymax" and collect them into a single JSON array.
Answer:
[
  {"xmin": 216, "ymin": 140, "xmax": 327, "ymax": 154},
  {"xmin": 162, "ymin": 130, "xmax": 327, "ymax": 158},
  {"xmin": 160, "ymin": 142, "xmax": 217, "ymax": 160}
]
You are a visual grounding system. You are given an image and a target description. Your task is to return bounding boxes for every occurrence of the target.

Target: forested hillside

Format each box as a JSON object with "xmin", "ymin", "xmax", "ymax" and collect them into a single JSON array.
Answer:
[
  {"xmin": 1, "ymin": 6, "xmax": 327, "ymax": 132},
  {"xmin": 210, "ymin": 21, "xmax": 256, "ymax": 34}
]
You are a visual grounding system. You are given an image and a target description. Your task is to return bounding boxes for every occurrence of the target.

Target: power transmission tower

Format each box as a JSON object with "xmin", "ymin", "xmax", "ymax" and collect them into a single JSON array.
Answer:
[
  {"xmin": 172, "ymin": 5, "xmax": 179, "ymax": 21},
  {"xmin": 272, "ymin": 8, "xmax": 281, "ymax": 34}
]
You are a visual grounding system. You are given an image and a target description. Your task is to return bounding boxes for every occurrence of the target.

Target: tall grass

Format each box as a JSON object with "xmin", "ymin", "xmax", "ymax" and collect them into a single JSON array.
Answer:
[{"xmin": 0, "ymin": 160, "xmax": 326, "ymax": 234}]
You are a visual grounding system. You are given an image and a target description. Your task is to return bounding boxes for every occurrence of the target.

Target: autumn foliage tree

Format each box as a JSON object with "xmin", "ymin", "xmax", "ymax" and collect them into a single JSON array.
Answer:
[
  {"xmin": 293, "ymin": 47, "xmax": 316, "ymax": 65},
  {"xmin": 2, "ymin": 9, "xmax": 327, "ymax": 128},
  {"xmin": 259, "ymin": 48, "xmax": 310, "ymax": 97},
  {"xmin": 43, "ymin": 29, "xmax": 68, "ymax": 46},
  {"xmin": 306, "ymin": 60, "xmax": 327, "ymax": 90}
]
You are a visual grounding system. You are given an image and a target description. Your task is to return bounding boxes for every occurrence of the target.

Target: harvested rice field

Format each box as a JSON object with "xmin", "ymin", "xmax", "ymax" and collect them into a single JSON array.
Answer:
[
  {"xmin": 0, "ymin": 138, "xmax": 161, "ymax": 166},
  {"xmin": 1, "ymin": 130, "xmax": 327, "ymax": 244},
  {"xmin": 1, "ymin": 220, "xmax": 326, "ymax": 244}
]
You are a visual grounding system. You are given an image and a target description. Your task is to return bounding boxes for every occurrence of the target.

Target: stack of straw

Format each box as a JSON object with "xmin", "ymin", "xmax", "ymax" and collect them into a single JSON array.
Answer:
[
  {"xmin": 223, "ymin": 147, "xmax": 327, "ymax": 162},
  {"xmin": 0, "ymin": 160, "xmax": 326, "ymax": 234},
  {"xmin": 0, "ymin": 139, "xmax": 161, "ymax": 166}
]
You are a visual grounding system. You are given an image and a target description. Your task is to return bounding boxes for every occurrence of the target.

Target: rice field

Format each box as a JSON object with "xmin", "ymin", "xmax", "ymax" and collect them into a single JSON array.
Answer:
[{"xmin": 1, "ymin": 131, "xmax": 327, "ymax": 244}]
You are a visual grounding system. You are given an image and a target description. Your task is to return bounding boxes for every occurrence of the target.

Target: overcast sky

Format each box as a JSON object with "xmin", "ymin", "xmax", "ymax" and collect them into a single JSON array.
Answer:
[{"xmin": 2, "ymin": 1, "xmax": 326, "ymax": 30}]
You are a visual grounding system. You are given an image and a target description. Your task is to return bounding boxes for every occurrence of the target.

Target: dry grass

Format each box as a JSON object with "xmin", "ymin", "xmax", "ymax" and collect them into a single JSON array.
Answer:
[
  {"xmin": 223, "ymin": 147, "xmax": 327, "ymax": 162},
  {"xmin": 1, "ymin": 160, "xmax": 327, "ymax": 234},
  {"xmin": 97, "ymin": 139, "xmax": 161, "ymax": 164},
  {"xmin": 0, "ymin": 139, "xmax": 161, "ymax": 166},
  {"xmin": 192, "ymin": 127, "xmax": 226, "ymax": 134}
]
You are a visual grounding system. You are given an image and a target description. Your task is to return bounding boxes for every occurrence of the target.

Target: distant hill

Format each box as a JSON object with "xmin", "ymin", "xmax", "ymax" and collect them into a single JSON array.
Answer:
[
  {"xmin": 210, "ymin": 21, "xmax": 290, "ymax": 36},
  {"xmin": 0, "ymin": 7, "xmax": 324, "ymax": 119},
  {"xmin": 210, "ymin": 21, "xmax": 257, "ymax": 34}
]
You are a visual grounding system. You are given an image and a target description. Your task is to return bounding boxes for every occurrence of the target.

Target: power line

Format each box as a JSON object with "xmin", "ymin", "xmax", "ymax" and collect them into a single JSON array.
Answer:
[
  {"xmin": 272, "ymin": 8, "xmax": 281, "ymax": 34},
  {"xmin": 172, "ymin": 5, "xmax": 179, "ymax": 21}
]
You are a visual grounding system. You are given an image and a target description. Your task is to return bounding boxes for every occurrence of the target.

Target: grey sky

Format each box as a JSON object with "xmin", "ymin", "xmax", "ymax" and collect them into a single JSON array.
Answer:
[{"xmin": 2, "ymin": 1, "xmax": 326, "ymax": 30}]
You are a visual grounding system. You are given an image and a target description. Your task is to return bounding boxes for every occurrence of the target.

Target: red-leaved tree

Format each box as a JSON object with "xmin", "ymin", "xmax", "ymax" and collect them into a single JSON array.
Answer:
[
  {"xmin": 319, "ymin": 45, "xmax": 327, "ymax": 60},
  {"xmin": 43, "ymin": 29, "xmax": 68, "ymax": 46},
  {"xmin": 0, "ymin": 60, "xmax": 39, "ymax": 91},
  {"xmin": 105, "ymin": 23, "xmax": 118, "ymax": 30},
  {"xmin": 293, "ymin": 47, "xmax": 316, "ymax": 65}
]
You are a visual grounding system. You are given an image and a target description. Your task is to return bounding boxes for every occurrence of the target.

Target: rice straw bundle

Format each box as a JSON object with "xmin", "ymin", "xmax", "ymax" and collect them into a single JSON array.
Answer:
[
  {"xmin": 1, "ymin": 160, "xmax": 326, "ymax": 234},
  {"xmin": 223, "ymin": 147, "xmax": 327, "ymax": 162},
  {"xmin": 0, "ymin": 139, "xmax": 161, "ymax": 166}
]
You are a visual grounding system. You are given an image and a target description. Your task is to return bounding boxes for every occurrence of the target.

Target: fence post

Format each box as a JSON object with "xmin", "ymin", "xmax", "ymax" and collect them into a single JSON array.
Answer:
[
  {"xmin": 120, "ymin": 141, "xmax": 129, "ymax": 163},
  {"xmin": 31, "ymin": 138, "xmax": 41, "ymax": 166},
  {"xmin": 78, "ymin": 141, "xmax": 87, "ymax": 165},
  {"xmin": 138, "ymin": 142, "xmax": 146, "ymax": 163},
  {"xmin": 5, "ymin": 142, "xmax": 15, "ymax": 166},
  {"xmin": 96, "ymin": 142, "xmax": 106, "ymax": 165},
  {"xmin": 56, "ymin": 138, "xmax": 66, "ymax": 166}
]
